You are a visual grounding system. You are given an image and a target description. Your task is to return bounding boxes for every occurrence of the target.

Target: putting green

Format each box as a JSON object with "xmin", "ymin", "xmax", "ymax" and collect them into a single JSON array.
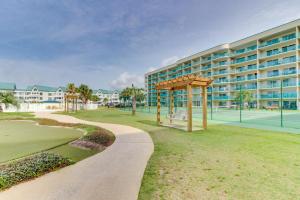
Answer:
[{"xmin": 0, "ymin": 120, "xmax": 83, "ymax": 163}]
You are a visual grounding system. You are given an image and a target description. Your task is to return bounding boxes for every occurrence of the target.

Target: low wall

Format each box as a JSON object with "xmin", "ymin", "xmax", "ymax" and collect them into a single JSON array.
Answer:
[{"xmin": 1, "ymin": 103, "xmax": 99, "ymax": 112}]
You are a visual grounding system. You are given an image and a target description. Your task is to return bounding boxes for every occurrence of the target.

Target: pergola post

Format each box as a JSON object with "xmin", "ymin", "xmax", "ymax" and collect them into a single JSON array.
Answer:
[
  {"xmin": 157, "ymin": 89, "xmax": 161, "ymax": 125},
  {"xmin": 187, "ymin": 84, "xmax": 192, "ymax": 132},
  {"xmin": 202, "ymin": 85, "xmax": 208, "ymax": 129},
  {"xmin": 169, "ymin": 89, "xmax": 174, "ymax": 124}
]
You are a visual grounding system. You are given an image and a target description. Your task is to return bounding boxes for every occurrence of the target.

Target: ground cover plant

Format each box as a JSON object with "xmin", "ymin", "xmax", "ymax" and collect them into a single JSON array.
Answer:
[
  {"xmin": 0, "ymin": 153, "xmax": 72, "ymax": 190},
  {"xmin": 66, "ymin": 108, "xmax": 300, "ymax": 200}
]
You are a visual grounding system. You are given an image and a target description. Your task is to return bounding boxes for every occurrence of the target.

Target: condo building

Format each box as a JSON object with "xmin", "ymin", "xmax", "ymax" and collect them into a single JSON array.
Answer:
[
  {"xmin": 145, "ymin": 19, "xmax": 300, "ymax": 110},
  {"xmin": 93, "ymin": 89, "xmax": 120, "ymax": 105}
]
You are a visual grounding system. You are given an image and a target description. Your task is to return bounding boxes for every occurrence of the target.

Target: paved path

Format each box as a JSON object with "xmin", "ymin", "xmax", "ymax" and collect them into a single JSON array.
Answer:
[{"xmin": 0, "ymin": 112, "xmax": 154, "ymax": 200}]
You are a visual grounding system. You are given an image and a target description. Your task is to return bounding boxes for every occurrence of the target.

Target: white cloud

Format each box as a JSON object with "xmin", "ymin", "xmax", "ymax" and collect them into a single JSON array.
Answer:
[
  {"xmin": 146, "ymin": 67, "xmax": 157, "ymax": 73},
  {"xmin": 161, "ymin": 56, "xmax": 178, "ymax": 66},
  {"xmin": 110, "ymin": 72, "xmax": 144, "ymax": 89}
]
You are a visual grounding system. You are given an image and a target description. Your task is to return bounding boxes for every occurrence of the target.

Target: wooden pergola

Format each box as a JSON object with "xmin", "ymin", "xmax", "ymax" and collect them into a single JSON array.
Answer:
[
  {"xmin": 155, "ymin": 74, "xmax": 213, "ymax": 132},
  {"xmin": 64, "ymin": 93, "xmax": 79, "ymax": 112}
]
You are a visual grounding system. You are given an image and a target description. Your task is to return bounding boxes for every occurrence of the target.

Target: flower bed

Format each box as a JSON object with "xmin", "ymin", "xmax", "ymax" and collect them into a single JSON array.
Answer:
[{"xmin": 0, "ymin": 153, "xmax": 72, "ymax": 190}]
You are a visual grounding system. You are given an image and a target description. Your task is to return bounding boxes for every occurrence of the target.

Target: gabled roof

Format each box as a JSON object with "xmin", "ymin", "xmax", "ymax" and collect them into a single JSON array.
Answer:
[
  {"xmin": 0, "ymin": 82, "xmax": 16, "ymax": 91},
  {"xmin": 94, "ymin": 89, "xmax": 120, "ymax": 94},
  {"xmin": 26, "ymin": 85, "xmax": 65, "ymax": 92}
]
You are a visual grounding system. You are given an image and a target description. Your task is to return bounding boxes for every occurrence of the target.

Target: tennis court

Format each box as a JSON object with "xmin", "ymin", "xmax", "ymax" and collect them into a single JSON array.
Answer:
[{"xmin": 120, "ymin": 106, "xmax": 300, "ymax": 131}]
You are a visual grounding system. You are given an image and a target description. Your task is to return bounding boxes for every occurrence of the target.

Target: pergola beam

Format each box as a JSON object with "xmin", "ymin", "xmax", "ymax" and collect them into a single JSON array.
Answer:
[{"xmin": 155, "ymin": 75, "xmax": 212, "ymax": 132}]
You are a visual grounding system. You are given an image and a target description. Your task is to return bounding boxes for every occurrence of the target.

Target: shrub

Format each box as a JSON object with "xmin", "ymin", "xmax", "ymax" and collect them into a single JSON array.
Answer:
[
  {"xmin": 82, "ymin": 127, "xmax": 115, "ymax": 146},
  {"xmin": 0, "ymin": 153, "xmax": 72, "ymax": 190}
]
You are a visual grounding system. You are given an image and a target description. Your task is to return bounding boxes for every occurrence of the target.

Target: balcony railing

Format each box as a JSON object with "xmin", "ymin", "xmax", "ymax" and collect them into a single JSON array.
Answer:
[
  {"xmin": 259, "ymin": 46, "xmax": 296, "ymax": 59},
  {"xmin": 213, "ymin": 96, "xmax": 231, "ymax": 100},
  {"xmin": 234, "ymin": 65, "xmax": 257, "ymax": 73},
  {"xmin": 214, "ymin": 80, "xmax": 229, "ymax": 84},
  {"xmin": 260, "ymin": 82, "xmax": 296, "ymax": 89},
  {"xmin": 202, "ymin": 65, "xmax": 212, "ymax": 70},
  {"xmin": 231, "ymin": 56, "xmax": 257, "ymax": 65},
  {"xmin": 212, "ymin": 53, "xmax": 229, "ymax": 60},
  {"xmin": 231, "ymin": 76, "xmax": 257, "ymax": 82},
  {"xmin": 260, "ymin": 92, "xmax": 297, "ymax": 99},
  {"xmin": 213, "ymin": 70, "xmax": 228, "ymax": 76},
  {"xmin": 259, "ymin": 57, "xmax": 297, "ymax": 69},
  {"xmin": 232, "ymin": 45, "xmax": 257, "ymax": 56},
  {"xmin": 212, "ymin": 62, "xmax": 230, "ymax": 68},
  {"xmin": 259, "ymin": 34, "xmax": 296, "ymax": 48}
]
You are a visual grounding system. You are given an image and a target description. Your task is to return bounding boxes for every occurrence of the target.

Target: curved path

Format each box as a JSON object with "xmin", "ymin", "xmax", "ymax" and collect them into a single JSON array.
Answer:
[{"xmin": 0, "ymin": 112, "xmax": 154, "ymax": 200}]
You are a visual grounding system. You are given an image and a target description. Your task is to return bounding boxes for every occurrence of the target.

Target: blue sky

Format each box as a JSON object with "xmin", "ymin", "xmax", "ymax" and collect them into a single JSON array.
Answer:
[{"xmin": 0, "ymin": 0, "xmax": 300, "ymax": 89}]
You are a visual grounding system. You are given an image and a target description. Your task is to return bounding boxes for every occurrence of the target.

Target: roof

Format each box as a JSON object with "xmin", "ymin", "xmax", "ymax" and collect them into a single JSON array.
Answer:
[
  {"xmin": 146, "ymin": 18, "xmax": 300, "ymax": 76},
  {"xmin": 26, "ymin": 85, "xmax": 65, "ymax": 92},
  {"xmin": 0, "ymin": 82, "xmax": 16, "ymax": 91},
  {"xmin": 155, "ymin": 75, "xmax": 213, "ymax": 90},
  {"xmin": 94, "ymin": 89, "xmax": 120, "ymax": 94}
]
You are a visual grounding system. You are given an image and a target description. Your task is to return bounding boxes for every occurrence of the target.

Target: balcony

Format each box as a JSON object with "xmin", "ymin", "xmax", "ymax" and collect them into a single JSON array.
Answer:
[
  {"xmin": 231, "ymin": 76, "xmax": 257, "ymax": 82},
  {"xmin": 231, "ymin": 56, "xmax": 257, "ymax": 65},
  {"xmin": 234, "ymin": 65, "xmax": 257, "ymax": 73},
  {"xmin": 213, "ymin": 70, "xmax": 228, "ymax": 76},
  {"xmin": 231, "ymin": 45, "xmax": 257, "ymax": 57},
  {"xmin": 259, "ymin": 56, "xmax": 297, "ymax": 69},
  {"xmin": 212, "ymin": 62, "xmax": 230, "ymax": 68},
  {"xmin": 202, "ymin": 65, "xmax": 212, "ymax": 70},
  {"xmin": 212, "ymin": 87, "xmax": 228, "ymax": 92},
  {"xmin": 260, "ymin": 82, "xmax": 296, "ymax": 89},
  {"xmin": 233, "ymin": 85, "xmax": 257, "ymax": 90},
  {"xmin": 214, "ymin": 79, "xmax": 229, "ymax": 84},
  {"xmin": 259, "ymin": 70, "xmax": 296, "ymax": 79},
  {"xmin": 260, "ymin": 92, "xmax": 297, "ymax": 99},
  {"xmin": 201, "ymin": 57, "xmax": 212, "ymax": 64},
  {"xmin": 182, "ymin": 63, "xmax": 192, "ymax": 69},
  {"xmin": 213, "ymin": 96, "xmax": 231, "ymax": 100},
  {"xmin": 259, "ymin": 46, "xmax": 296, "ymax": 59},
  {"xmin": 192, "ymin": 60, "xmax": 201, "ymax": 66},
  {"xmin": 259, "ymin": 33, "xmax": 296, "ymax": 49},
  {"xmin": 212, "ymin": 53, "xmax": 229, "ymax": 60}
]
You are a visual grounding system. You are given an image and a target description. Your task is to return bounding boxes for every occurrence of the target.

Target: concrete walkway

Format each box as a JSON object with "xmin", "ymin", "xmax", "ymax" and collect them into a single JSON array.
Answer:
[{"xmin": 0, "ymin": 112, "xmax": 154, "ymax": 200}]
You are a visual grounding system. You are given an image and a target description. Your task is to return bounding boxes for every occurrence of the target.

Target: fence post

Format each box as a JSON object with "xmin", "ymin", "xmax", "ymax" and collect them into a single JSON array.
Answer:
[
  {"xmin": 240, "ymin": 85, "xmax": 242, "ymax": 123},
  {"xmin": 280, "ymin": 80, "xmax": 283, "ymax": 127},
  {"xmin": 210, "ymin": 94, "xmax": 213, "ymax": 120}
]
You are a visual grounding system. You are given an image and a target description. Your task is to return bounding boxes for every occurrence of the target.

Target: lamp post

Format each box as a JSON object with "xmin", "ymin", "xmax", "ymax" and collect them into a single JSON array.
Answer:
[{"xmin": 132, "ymin": 84, "xmax": 136, "ymax": 116}]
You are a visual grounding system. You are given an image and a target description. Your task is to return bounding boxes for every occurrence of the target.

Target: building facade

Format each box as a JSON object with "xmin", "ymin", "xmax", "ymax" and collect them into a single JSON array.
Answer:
[
  {"xmin": 145, "ymin": 19, "xmax": 300, "ymax": 110},
  {"xmin": 93, "ymin": 89, "xmax": 120, "ymax": 105}
]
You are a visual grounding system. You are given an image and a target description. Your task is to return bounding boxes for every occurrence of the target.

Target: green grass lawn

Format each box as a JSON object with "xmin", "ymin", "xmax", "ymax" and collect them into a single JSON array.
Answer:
[
  {"xmin": 0, "ymin": 120, "xmax": 84, "ymax": 163},
  {"xmin": 0, "ymin": 112, "xmax": 34, "ymax": 120},
  {"xmin": 66, "ymin": 108, "xmax": 300, "ymax": 200}
]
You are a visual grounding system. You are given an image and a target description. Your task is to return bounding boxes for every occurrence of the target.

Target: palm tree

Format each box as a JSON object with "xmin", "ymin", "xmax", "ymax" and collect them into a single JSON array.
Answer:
[
  {"xmin": 66, "ymin": 83, "xmax": 77, "ymax": 111},
  {"xmin": 78, "ymin": 84, "xmax": 92, "ymax": 109},
  {"xmin": 233, "ymin": 90, "xmax": 254, "ymax": 109},
  {"xmin": 119, "ymin": 86, "xmax": 145, "ymax": 115},
  {"xmin": 0, "ymin": 92, "xmax": 19, "ymax": 110},
  {"xmin": 66, "ymin": 83, "xmax": 77, "ymax": 94}
]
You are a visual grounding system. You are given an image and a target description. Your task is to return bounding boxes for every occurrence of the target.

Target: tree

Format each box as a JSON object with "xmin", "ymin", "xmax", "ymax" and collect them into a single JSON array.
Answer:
[
  {"xmin": 78, "ymin": 84, "xmax": 92, "ymax": 109},
  {"xmin": 119, "ymin": 86, "xmax": 145, "ymax": 115},
  {"xmin": 233, "ymin": 90, "xmax": 254, "ymax": 109},
  {"xmin": 103, "ymin": 97, "xmax": 109, "ymax": 105},
  {"xmin": 91, "ymin": 95, "xmax": 100, "ymax": 103},
  {"xmin": 66, "ymin": 83, "xmax": 77, "ymax": 94},
  {"xmin": 0, "ymin": 92, "xmax": 19, "ymax": 109}
]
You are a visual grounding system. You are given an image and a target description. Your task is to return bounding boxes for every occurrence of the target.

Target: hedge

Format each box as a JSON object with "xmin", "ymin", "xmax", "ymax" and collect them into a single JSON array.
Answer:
[{"xmin": 0, "ymin": 153, "xmax": 73, "ymax": 190}]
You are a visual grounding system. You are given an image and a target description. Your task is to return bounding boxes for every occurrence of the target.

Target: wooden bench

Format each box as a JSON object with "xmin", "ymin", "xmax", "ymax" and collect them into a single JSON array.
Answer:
[
  {"xmin": 167, "ymin": 110, "xmax": 187, "ymax": 121},
  {"xmin": 265, "ymin": 105, "xmax": 279, "ymax": 110}
]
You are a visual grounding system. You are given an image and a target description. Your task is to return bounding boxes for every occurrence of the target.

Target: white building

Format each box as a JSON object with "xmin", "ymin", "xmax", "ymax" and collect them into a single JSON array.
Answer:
[{"xmin": 93, "ymin": 89, "xmax": 120, "ymax": 105}]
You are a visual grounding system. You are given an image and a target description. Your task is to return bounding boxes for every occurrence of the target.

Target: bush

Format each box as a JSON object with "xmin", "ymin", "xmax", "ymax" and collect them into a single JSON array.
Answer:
[
  {"xmin": 82, "ymin": 127, "xmax": 115, "ymax": 146},
  {"xmin": 0, "ymin": 153, "xmax": 72, "ymax": 190}
]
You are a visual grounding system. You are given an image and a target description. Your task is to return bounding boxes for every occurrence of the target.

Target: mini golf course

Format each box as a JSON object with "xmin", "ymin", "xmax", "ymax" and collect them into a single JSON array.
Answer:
[{"xmin": 0, "ymin": 120, "xmax": 83, "ymax": 163}]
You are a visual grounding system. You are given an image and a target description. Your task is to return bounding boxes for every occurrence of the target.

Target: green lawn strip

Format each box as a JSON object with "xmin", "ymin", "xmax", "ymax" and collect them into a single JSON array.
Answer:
[
  {"xmin": 0, "ymin": 112, "xmax": 34, "ymax": 120},
  {"xmin": 65, "ymin": 108, "xmax": 300, "ymax": 200}
]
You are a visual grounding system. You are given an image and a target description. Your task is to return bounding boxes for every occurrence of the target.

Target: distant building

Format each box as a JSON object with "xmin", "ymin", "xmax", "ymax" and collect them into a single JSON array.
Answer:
[
  {"xmin": 0, "ymin": 82, "xmax": 16, "ymax": 93},
  {"xmin": 93, "ymin": 89, "xmax": 120, "ymax": 105},
  {"xmin": 22, "ymin": 85, "xmax": 66, "ymax": 103},
  {"xmin": 145, "ymin": 19, "xmax": 300, "ymax": 110}
]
